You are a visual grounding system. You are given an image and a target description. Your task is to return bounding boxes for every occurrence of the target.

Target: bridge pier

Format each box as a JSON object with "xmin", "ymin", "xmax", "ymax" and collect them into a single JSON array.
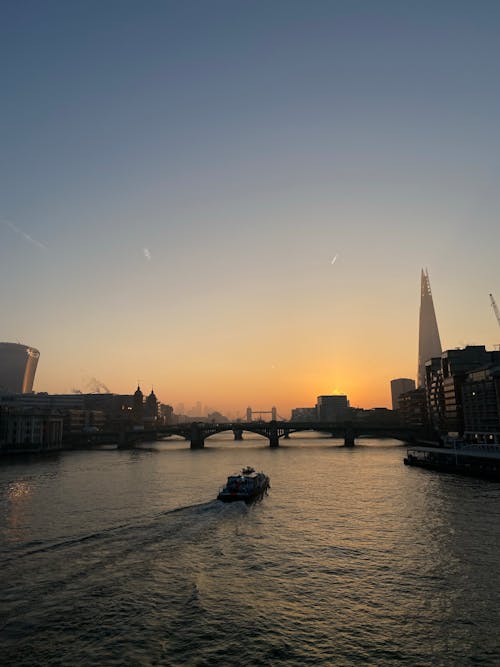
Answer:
[
  {"xmin": 269, "ymin": 434, "xmax": 280, "ymax": 448},
  {"xmin": 190, "ymin": 422, "xmax": 205, "ymax": 449},
  {"xmin": 233, "ymin": 428, "xmax": 243, "ymax": 441},
  {"xmin": 268, "ymin": 422, "xmax": 280, "ymax": 447},
  {"xmin": 344, "ymin": 426, "xmax": 355, "ymax": 447}
]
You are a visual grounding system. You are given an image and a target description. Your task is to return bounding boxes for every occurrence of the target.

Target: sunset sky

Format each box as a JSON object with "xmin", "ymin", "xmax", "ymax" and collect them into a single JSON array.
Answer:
[{"xmin": 2, "ymin": 1, "xmax": 500, "ymax": 416}]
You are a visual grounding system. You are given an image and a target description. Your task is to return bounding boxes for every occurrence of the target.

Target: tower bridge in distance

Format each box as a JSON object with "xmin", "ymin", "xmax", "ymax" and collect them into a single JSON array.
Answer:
[
  {"xmin": 245, "ymin": 406, "xmax": 288, "ymax": 421},
  {"xmin": 100, "ymin": 420, "xmax": 423, "ymax": 449}
]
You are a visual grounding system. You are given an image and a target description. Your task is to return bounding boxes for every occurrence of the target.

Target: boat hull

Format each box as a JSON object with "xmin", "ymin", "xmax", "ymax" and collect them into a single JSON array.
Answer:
[{"xmin": 217, "ymin": 487, "xmax": 269, "ymax": 503}]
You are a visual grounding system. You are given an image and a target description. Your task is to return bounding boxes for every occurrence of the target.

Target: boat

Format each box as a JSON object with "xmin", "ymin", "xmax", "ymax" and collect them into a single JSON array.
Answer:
[{"xmin": 217, "ymin": 466, "xmax": 270, "ymax": 503}]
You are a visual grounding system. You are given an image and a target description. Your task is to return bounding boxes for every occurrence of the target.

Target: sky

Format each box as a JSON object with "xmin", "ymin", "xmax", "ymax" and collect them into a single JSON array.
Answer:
[{"xmin": 2, "ymin": 0, "xmax": 500, "ymax": 416}]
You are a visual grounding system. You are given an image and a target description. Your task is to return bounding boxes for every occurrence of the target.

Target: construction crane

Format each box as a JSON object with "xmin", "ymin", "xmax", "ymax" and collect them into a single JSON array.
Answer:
[{"xmin": 490, "ymin": 293, "xmax": 500, "ymax": 328}]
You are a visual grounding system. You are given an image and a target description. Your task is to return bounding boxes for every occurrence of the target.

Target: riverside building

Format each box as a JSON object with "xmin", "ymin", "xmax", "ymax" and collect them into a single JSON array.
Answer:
[
  {"xmin": 462, "ymin": 365, "xmax": 500, "ymax": 444},
  {"xmin": 424, "ymin": 346, "xmax": 500, "ymax": 437},
  {"xmin": 397, "ymin": 388, "xmax": 428, "ymax": 428},
  {"xmin": 0, "ymin": 405, "xmax": 63, "ymax": 453}
]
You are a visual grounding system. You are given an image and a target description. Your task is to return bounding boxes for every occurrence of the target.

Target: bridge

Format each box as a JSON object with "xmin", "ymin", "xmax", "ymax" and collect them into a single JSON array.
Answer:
[
  {"xmin": 246, "ymin": 406, "xmax": 287, "ymax": 421},
  {"xmin": 86, "ymin": 420, "xmax": 424, "ymax": 449}
]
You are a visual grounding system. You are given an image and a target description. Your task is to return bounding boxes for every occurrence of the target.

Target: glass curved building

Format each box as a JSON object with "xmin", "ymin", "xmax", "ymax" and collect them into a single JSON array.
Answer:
[{"xmin": 0, "ymin": 342, "xmax": 40, "ymax": 393}]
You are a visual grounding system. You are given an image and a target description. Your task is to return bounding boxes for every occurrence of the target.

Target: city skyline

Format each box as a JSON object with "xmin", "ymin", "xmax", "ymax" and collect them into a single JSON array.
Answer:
[{"xmin": 2, "ymin": 2, "xmax": 500, "ymax": 413}]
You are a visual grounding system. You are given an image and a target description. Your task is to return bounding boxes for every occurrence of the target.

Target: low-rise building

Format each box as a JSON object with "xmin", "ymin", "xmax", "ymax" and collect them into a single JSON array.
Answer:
[
  {"xmin": 356, "ymin": 407, "xmax": 401, "ymax": 426},
  {"xmin": 290, "ymin": 407, "xmax": 317, "ymax": 421},
  {"xmin": 0, "ymin": 406, "xmax": 63, "ymax": 452},
  {"xmin": 0, "ymin": 391, "xmax": 138, "ymax": 443}
]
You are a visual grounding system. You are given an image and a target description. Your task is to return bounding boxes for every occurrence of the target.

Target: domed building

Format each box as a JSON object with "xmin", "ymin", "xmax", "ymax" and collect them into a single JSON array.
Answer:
[
  {"xmin": 131, "ymin": 385, "xmax": 158, "ymax": 426},
  {"xmin": 132, "ymin": 385, "xmax": 144, "ymax": 424},
  {"xmin": 144, "ymin": 389, "xmax": 158, "ymax": 425}
]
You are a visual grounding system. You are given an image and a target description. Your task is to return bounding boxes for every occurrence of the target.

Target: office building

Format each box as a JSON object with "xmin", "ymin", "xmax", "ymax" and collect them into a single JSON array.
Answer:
[
  {"xmin": 390, "ymin": 378, "xmax": 416, "ymax": 411},
  {"xmin": 462, "ymin": 365, "xmax": 500, "ymax": 444},
  {"xmin": 0, "ymin": 342, "xmax": 40, "ymax": 393},
  {"xmin": 425, "ymin": 357, "xmax": 446, "ymax": 432},
  {"xmin": 316, "ymin": 395, "xmax": 350, "ymax": 422},
  {"xmin": 424, "ymin": 346, "xmax": 500, "ymax": 436},
  {"xmin": 397, "ymin": 388, "xmax": 428, "ymax": 428}
]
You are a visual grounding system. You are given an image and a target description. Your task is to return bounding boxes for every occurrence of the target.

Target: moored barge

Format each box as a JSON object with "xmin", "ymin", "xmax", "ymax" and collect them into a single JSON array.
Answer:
[{"xmin": 404, "ymin": 444, "xmax": 500, "ymax": 481}]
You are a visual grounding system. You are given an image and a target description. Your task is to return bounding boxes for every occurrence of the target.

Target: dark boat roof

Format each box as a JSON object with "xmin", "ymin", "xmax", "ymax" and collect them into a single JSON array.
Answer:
[
  {"xmin": 227, "ymin": 467, "xmax": 264, "ymax": 479},
  {"xmin": 228, "ymin": 472, "xmax": 259, "ymax": 480}
]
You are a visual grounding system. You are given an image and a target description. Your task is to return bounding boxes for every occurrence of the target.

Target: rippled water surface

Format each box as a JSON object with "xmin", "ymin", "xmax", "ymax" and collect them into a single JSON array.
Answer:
[{"xmin": 1, "ymin": 435, "xmax": 500, "ymax": 666}]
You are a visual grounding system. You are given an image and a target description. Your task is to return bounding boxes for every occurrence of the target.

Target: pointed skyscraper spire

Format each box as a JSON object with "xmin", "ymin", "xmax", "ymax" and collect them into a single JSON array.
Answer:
[{"xmin": 418, "ymin": 269, "xmax": 442, "ymax": 387}]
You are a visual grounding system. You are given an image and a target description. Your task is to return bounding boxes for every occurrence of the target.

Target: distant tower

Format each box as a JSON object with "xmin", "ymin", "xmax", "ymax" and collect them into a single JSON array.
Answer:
[
  {"xmin": 132, "ymin": 385, "xmax": 144, "ymax": 424},
  {"xmin": 417, "ymin": 269, "xmax": 442, "ymax": 388}
]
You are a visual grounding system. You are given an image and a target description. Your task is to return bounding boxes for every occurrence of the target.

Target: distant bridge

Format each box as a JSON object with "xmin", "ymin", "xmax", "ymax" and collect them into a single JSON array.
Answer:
[
  {"xmin": 246, "ymin": 406, "xmax": 287, "ymax": 421},
  {"xmin": 87, "ymin": 421, "xmax": 423, "ymax": 449}
]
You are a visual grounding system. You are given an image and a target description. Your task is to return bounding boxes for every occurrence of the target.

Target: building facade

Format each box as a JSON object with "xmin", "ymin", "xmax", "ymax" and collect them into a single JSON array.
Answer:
[
  {"xmin": 290, "ymin": 407, "xmax": 318, "ymax": 421},
  {"xmin": 424, "ymin": 346, "xmax": 500, "ymax": 436},
  {"xmin": 0, "ymin": 391, "xmax": 140, "ymax": 443},
  {"xmin": 0, "ymin": 342, "xmax": 40, "ymax": 393},
  {"xmin": 462, "ymin": 365, "xmax": 500, "ymax": 444},
  {"xmin": 390, "ymin": 378, "xmax": 416, "ymax": 411},
  {"xmin": 397, "ymin": 388, "xmax": 428, "ymax": 428},
  {"xmin": 316, "ymin": 395, "xmax": 350, "ymax": 422},
  {"xmin": 425, "ymin": 357, "xmax": 446, "ymax": 432},
  {"xmin": 0, "ymin": 406, "xmax": 63, "ymax": 452}
]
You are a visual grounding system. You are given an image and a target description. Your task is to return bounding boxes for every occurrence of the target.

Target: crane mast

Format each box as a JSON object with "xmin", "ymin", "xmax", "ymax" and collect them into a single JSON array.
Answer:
[{"xmin": 490, "ymin": 293, "xmax": 500, "ymax": 328}]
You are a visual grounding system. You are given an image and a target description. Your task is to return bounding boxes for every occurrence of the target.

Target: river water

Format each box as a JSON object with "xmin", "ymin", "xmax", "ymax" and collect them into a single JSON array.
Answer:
[{"xmin": 1, "ymin": 434, "xmax": 500, "ymax": 666}]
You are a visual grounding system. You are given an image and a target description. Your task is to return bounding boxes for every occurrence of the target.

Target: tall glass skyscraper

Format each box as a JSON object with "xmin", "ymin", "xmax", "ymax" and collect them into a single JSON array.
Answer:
[
  {"xmin": 417, "ymin": 270, "xmax": 442, "ymax": 388},
  {"xmin": 0, "ymin": 342, "xmax": 40, "ymax": 393}
]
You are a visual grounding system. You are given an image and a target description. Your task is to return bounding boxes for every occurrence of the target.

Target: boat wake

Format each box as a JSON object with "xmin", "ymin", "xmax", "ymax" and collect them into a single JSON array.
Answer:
[{"xmin": 0, "ymin": 499, "xmax": 239, "ymax": 564}]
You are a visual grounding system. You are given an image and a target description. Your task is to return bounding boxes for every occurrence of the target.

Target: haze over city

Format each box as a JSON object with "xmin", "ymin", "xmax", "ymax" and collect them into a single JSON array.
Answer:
[{"xmin": 2, "ymin": 1, "xmax": 500, "ymax": 414}]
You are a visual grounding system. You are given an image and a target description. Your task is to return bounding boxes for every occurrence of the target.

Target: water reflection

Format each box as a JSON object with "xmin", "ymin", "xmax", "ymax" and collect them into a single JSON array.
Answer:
[
  {"xmin": 1, "ymin": 438, "xmax": 500, "ymax": 665},
  {"xmin": 4, "ymin": 479, "xmax": 33, "ymax": 537},
  {"xmin": 8, "ymin": 479, "xmax": 32, "ymax": 500}
]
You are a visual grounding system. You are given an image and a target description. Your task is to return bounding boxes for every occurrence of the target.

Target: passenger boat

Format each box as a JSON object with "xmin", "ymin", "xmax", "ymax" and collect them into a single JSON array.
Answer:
[{"xmin": 217, "ymin": 466, "xmax": 270, "ymax": 503}]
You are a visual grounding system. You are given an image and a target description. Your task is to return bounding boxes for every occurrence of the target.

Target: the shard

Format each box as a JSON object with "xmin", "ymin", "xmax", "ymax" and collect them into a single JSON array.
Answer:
[{"xmin": 417, "ymin": 269, "xmax": 442, "ymax": 388}]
